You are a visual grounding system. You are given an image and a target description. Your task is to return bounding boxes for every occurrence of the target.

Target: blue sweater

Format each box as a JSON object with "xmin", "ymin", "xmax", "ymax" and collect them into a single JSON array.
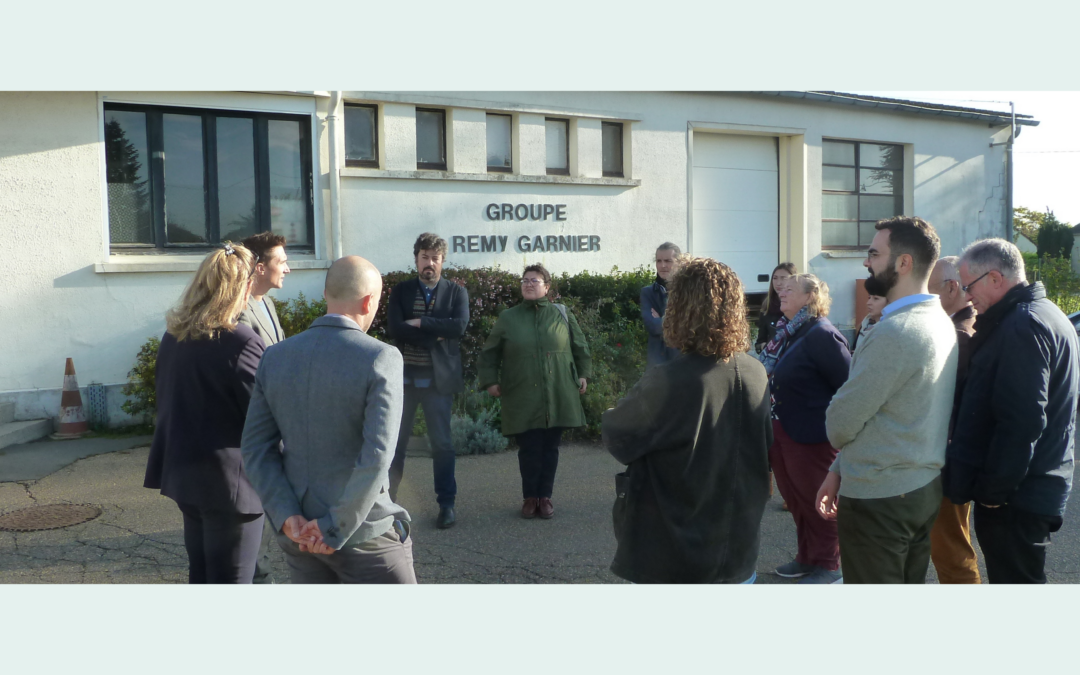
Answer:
[
  {"xmin": 640, "ymin": 281, "xmax": 681, "ymax": 369},
  {"xmin": 769, "ymin": 317, "xmax": 851, "ymax": 445}
]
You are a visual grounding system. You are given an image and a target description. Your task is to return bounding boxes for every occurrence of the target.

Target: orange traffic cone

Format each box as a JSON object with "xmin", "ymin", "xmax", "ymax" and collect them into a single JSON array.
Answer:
[{"xmin": 51, "ymin": 358, "xmax": 89, "ymax": 440}]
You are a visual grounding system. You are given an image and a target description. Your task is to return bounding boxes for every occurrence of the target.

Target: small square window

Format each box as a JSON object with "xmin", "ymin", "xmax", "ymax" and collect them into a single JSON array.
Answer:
[
  {"xmin": 602, "ymin": 122, "xmax": 624, "ymax": 177},
  {"xmin": 345, "ymin": 104, "xmax": 378, "ymax": 168},
  {"xmin": 545, "ymin": 118, "xmax": 569, "ymax": 176},
  {"xmin": 486, "ymin": 113, "xmax": 512, "ymax": 173},
  {"xmin": 416, "ymin": 108, "xmax": 446, "ymax": 170},
  {"xmin": 821, "ymin": 140, "xmax": 904, "ymax": 249}
]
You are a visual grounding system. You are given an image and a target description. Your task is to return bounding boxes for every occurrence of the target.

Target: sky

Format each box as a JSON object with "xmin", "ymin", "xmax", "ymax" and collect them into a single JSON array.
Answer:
[{"xmin": 857, "ymin": 91, "xmax": 1080, "ymax": 226}]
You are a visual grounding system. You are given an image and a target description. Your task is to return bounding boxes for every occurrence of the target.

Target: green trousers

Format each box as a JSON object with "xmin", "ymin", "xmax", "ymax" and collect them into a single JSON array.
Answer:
[{"xmin": 837, "ymin": 476, "xmax": 943, "ymax": 584}]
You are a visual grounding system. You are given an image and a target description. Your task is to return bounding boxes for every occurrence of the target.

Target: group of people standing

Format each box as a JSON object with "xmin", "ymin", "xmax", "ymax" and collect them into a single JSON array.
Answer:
[{"xmin": 142, "ymin": 215, "xmax": 1078, "ymax": 586}]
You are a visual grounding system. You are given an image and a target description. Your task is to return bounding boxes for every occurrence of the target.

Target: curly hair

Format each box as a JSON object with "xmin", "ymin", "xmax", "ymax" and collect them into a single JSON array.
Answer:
[
  {"xmin": 663, "ymin": 257, "xmax": 750, "ymax": 359},
  {"xmin": 166, "ymin": 244, "xmax": 255, "ymax": 341},
  {"xmin": 789, "ymin": 273, "xmax": 832, "ymax": 318},
  {"xmin": 413, "ymin": 232, "xmax": 448, "ymax": 258}
]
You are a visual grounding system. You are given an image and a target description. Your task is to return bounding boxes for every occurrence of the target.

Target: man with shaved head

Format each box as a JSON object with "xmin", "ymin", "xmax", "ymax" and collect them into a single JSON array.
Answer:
[{"xmin": 241, "ymin": 256, "xmax": 417, "ymax": 583}]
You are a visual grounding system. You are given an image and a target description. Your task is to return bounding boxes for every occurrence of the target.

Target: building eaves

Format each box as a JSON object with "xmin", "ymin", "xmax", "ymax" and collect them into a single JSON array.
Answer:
[{"xmin": 753, "ymin": 91, "xmax": 1039, "ymax": 127}]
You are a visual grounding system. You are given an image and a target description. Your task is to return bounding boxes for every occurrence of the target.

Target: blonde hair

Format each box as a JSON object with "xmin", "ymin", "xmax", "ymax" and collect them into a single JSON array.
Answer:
[
  {"xmin": 166, "ymin": 244, "xmax": 255, "ymax": 341},
  {"xmin": 788, "ymin": 273, "xmax": 831, "ymax": 318},
  {"xmin": 663, "ymin": 256, "xmax": 750, "ymax": 360}
]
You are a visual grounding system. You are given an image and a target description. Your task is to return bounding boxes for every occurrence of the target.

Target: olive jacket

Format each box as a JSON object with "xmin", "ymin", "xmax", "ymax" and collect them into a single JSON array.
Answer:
[{"xmin": 477, "ymin": 298, "xmax": 593, "ymax": 437}]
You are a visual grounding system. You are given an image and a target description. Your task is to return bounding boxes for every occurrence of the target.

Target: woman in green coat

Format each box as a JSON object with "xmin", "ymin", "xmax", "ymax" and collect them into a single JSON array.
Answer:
[{"xmin": 478, "ymin": 263, "xmax": 592, "ymax": 520}]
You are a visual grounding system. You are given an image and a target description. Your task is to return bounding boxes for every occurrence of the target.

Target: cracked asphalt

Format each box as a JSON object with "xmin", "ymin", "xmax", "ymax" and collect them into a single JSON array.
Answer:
[{"xmin": 1, "ymin": 440, "xmax": 1079, "ymax": 583}]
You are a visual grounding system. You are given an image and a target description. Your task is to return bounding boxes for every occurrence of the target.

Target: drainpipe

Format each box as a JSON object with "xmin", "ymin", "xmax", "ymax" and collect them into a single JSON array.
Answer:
[
  {"xmin": 328, "ymin": 91, "xmax": 343, "ymax": 259},
  {"xmin": 993, "ymin": 102, "xmax": 1020, "ymax": 242}
]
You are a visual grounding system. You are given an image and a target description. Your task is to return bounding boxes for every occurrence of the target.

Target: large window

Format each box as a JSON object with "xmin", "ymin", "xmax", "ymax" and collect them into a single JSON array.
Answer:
[
  {"xmin": 545, "ymin": 118, "xmax": 569, "ymax": 176},
  {"xmin": 345, "ymin": 103, "xmax": 378, "ymax": 168},
  {"xmin": 602, "ymin": 122, "xmax": 624, "ymax": 177},
  {"xmin": 821, "ymin": 139, "xmax": 904, "ymax": 249},
  {"xmin": 486, "ymin": 113, "xmax": 512, "ymax": 173},
  {"xmin": 104, "ymin": 104, "xmax": 314, "ymax": 250},
  {"xmin": 416, "ymin": 108, "xmax": 447, "ymax": 170}
]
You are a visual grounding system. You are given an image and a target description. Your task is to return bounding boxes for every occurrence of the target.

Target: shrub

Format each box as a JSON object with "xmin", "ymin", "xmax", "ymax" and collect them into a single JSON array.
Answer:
[
  {"xmin": 121, "ymin": 336, "xmax": 160, "ymax": 423},
  {"xmin": 1027, "ymin": 255, "xmax": 1080, "ymax": 315},
  {"xmin": 1036, "ymin": 211, "xmax": 1073, "ymax": 260},
  {"xmin": 273, "ymin": 292, "xmax": 327, "ymax": 339},
  {"xmin": 450, "ymin": 410, "xmax": 509, "ymax": 455}
]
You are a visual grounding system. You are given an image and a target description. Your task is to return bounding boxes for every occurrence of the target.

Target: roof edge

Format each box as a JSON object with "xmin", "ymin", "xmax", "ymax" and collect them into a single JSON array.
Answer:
[{"xmin": 753, "ymin": 91, "xmax": 1039, "ymax": 127}]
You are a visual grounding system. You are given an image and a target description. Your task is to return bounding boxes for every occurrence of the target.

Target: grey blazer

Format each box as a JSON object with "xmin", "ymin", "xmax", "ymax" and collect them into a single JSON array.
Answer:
[
  {"xmin": 240, "ymin": 315, "xmax": 409, "ymax": 549},
  {"xmin": 238, "ymin": 296, "xmax": 285, "ymax": 346}
]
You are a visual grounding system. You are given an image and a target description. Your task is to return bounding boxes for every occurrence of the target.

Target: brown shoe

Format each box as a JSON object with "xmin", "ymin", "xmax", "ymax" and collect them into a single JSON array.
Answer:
[
  {"xmin": 522, "ymin": 498, "xmax": 538, "ymax": 519},
  {"xmin": 781, "ymin": 500, "xmax": 789, "ymax": 512},
  {"xmin": 538, "ymin": 497, "xmax": 554, "ymax": 519}
]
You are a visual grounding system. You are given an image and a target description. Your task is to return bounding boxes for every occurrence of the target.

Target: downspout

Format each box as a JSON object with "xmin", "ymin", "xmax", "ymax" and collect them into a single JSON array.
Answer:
[
  {"xmin": 328, "ymin": 91, "xmax": 343, "ymax": 259},
  {"xmin": 1006, "ymin": 101, "xmax": 1015, "ymax": 242}
]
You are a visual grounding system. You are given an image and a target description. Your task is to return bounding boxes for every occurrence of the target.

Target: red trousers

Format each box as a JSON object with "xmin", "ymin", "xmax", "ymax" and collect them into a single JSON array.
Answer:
[{"xmin": 770, "ymin": 419, "xmax": 840, "ymax": 571}]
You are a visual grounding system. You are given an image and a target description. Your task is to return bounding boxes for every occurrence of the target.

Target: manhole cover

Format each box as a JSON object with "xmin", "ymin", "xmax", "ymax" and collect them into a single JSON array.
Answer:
[{"xmin": 0, "ymin": 504, "xmax": 102, "ymax": 532}]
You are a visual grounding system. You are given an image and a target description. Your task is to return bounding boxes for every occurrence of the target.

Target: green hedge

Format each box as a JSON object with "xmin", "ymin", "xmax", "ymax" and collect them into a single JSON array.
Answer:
[{"xmin": 1024, "ymin": 253, "xmax": 1080, "ymax": 315}]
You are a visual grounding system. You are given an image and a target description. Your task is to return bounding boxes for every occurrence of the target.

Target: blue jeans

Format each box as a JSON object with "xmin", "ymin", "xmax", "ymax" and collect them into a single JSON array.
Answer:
[{"xmin": 389, "ymin": 384, "xmax": 457, "ymax": 508}]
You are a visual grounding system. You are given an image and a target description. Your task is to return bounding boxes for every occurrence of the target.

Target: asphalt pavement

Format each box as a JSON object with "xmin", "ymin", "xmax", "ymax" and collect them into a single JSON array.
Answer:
[{"xmin": 2, "ymin": 438, "xmax": 1079, "ymax": 584}]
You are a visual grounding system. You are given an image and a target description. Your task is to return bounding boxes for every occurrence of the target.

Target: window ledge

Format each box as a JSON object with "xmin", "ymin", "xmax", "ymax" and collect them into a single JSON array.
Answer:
[
  {"xmin": 821, "ymin": 250, "xmax": 868, "ymax": 259},
  {"xmin": 95, "ymin": 256, "xmax": 331, "ymax": 274},
  {"xmin": 341, "ymin": 167, "xmax": 640, "ymax": 187}
]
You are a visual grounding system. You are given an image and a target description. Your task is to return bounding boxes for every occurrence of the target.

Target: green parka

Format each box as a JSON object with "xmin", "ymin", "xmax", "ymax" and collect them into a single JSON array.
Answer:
[{"xmin": 477, "ymin": 298, "xmax": 593, "ymax": 437}]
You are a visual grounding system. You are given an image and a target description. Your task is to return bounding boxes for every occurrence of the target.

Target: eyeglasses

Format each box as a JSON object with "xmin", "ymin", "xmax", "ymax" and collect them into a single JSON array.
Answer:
[
  {"xmin": 960, "ymin": 271, "xmax": 991, "ymax": 294},
  {"xmin": 520, "ymin": 278, "xmax": 545, "ymax": 286}
]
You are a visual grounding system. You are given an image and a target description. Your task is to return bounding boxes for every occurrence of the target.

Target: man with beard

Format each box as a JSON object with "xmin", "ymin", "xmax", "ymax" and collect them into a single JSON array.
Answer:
[
  {"xmin": 816, "ymin": 216, "xmax": 958, "ymax": 583},
  {"xmin": 387, "ymin": 233, "xmax": 470, "ymax": 529},
  {"xmin": 945, "ymin": 239, "xmax": 1079, "ymax": 583}
]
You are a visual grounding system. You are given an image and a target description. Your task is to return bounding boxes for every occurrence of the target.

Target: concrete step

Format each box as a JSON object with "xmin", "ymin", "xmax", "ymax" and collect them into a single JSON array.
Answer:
[
  {"xmin": 0, "ymin": 419, "xmax": 54, "ymax": 451},
  {"xmin": 0, "ymin": 402, "xmax": 14, "ymax": 425}
]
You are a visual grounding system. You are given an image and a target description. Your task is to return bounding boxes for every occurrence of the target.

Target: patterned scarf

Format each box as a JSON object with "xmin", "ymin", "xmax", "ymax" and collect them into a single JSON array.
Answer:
[{"xmin": 757, "ymin": 306, "xmax": 812, "ymax": 376}]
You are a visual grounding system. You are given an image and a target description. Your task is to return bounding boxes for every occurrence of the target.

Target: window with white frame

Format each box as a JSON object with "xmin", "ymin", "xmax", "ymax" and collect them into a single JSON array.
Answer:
[
  {"xmin": 103, "ymin": 103, "xmax": 314, "ymax": 250},
  {"xmin": 486, "ymin": 113, "xmax": 512, "ymax": 173},
  {"xmin": 821, "ymin": 139, "xmax": 904, "ymax": 249}
]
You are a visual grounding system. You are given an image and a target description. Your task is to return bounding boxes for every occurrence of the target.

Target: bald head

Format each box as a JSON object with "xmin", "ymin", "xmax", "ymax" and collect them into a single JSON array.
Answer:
[
  {"xmin": 324, "ymin": 256, "xmax": 383, "ymax": 331},
  {"xmin": 929, "ymin": 255, "xmax": 970, "ymax": 316}
]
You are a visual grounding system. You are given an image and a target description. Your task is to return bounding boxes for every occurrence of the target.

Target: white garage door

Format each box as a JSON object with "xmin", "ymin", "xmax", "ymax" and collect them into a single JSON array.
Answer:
[{"xmin": 692, "ymin": 133, "xmax": 778, "ymax": 294}]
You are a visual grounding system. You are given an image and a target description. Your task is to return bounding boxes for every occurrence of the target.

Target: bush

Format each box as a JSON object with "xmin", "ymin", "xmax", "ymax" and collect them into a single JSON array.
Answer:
[
  {"xmin": 274, "ymin": 292, "xmax": 327, "ymax": 339},
  {"xmin": 1036, "ymin": 211, "xmax": 1073, "ymax": 260},
  {"xmin": 121, "ymin": 336, "xmax": 160, "ymax": 423},
  {"xmin": 1027, "ymin": 255, "xmax": 1080, "ymax": 315},
  {"xmin": 450, "ymin": 410, "xmax": 509, "ymax": 455}
]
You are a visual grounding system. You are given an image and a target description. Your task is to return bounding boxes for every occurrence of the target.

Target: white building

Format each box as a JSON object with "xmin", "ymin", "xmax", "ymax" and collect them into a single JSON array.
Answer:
[{"xmin": 0, "ymin": 91, "xmax": 1035, "ymax": 427}]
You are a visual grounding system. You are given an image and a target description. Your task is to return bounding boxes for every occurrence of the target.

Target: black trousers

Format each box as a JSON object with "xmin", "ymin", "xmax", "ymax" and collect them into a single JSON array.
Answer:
[
  {"xmin": 973, "ymin": 503, "xmax": 1062, "ymax": 584},
  {"xmin": 175, "ymin": 501, "xmax": 264, "ymax": 584},
  {"xmin": 516, "ymin": 427, "xmax": 563, "ymax": 499}
]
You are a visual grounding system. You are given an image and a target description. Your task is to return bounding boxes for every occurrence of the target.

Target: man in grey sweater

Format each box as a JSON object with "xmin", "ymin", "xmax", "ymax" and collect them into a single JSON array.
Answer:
[{"xmin": 816, "ymin": 216, "xmax": 958, "ymax": 584}]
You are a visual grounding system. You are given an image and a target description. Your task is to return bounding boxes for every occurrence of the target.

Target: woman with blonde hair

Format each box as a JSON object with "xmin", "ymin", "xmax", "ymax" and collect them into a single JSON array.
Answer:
[
  {"xmin": 603, "ymin": 257, "xmax": 772, "ymax": 583},
  {"xmin": 144, "ymin": 243, "xmax": 268, "ymax": 584},
  {"xmin": 759, "ymin": 273, "xmax": 851, "ymax": 584}
]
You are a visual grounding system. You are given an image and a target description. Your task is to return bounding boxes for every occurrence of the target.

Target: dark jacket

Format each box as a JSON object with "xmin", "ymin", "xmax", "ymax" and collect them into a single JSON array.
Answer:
[
  {"xmin": 386, "ymin": 277, "xmax": 470, "ymax": 395},
  {"xmin": 770, "ymin": 317, "xmax": 851, "ymax": 445},
  {"xmin": 477, "ymin": 298, "xmax": 593, "ymax": 436},
  {"xmin": 640, "ymin": 281, "xmax": 680, "ymax": 368},
  {"xmin": 944, "ymin": 282, "xmax": 1080, "ymax": 517},
  {"xmin": 948, "ymin": 304, "xmax": 977, "ymax": 439},
  {"xmin": 755, "ymin": 306, "xmax": 783, "ymax": 352},
  {"xmin": 144, "ymin": 324, "xmax": 265, "ymax": 514},
  {"xmin": 602, "ymin": 352, "xmax": 772, "ymax": 584}
]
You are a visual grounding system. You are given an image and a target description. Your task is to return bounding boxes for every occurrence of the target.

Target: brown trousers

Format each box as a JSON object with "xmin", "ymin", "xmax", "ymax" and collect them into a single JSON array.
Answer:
[{"xmin": 929, "ymin": 497, "xmax": 981, "ymax": 584}]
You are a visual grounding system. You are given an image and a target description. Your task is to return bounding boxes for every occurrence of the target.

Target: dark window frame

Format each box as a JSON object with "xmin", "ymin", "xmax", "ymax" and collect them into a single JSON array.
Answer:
[
  {"xmin": 486, "ymin": 112, "xmax": 513, "ymax": 174},
  {"xmin": 821, "ymin": 139, "xmax": 904, "ymax": 250},
  {"xmin": 545, "ymin": 117, "xmax": 570, "ymax": 176},
  {"xmin": 103, "ymin": 102, "xmax": 315, "ymax": 253},
  {"xmin": 344, "ymin": 103, "xmax": 380, "ymax": 169},
  {"xmin": 415, "ymin": 107, "xmax": 447, "ymax": 171},
  {"xmin": 601, "ymin": 121, "xmax": 624, "ymax": 178}
]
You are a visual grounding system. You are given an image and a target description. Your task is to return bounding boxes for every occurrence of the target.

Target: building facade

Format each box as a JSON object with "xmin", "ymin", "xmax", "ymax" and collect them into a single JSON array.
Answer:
[{"xmin": 0, "ymin": 90, "xmax": 1034, "ymax": 426}]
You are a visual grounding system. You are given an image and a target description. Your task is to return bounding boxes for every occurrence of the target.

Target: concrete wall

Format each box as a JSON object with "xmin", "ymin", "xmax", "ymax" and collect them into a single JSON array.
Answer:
[{"xmin": 0, "ymin": 91, "xmax": 1009, "ymax": 424}]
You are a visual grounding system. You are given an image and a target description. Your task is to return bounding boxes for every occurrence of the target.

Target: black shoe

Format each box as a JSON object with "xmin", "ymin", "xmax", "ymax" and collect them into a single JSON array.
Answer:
[{"xmin": 436, "ymin": 506, "xmax": 456, "ymax": 529}]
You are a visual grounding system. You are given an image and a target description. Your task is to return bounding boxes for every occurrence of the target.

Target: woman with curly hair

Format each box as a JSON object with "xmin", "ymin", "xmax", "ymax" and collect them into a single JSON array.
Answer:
[
  {"xmin": 759, "ymin": 273, "xmax": 850, "ymax": 584},
  {"xmin": 144, "ymin": 243, "xmax": 267, "ymax": 583},
  {"xmin": 602, "ymin": 257, "xmax": 772, "ymax": 583}
]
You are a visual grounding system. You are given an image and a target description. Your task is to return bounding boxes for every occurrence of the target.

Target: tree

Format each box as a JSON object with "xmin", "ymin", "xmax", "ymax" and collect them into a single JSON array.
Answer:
[
  {"xmin": 1036, "ymin": 210, "xmax": 1074, "ymax": 260},
  {"xmin": 1014, "ymin": 206, "xmax": 1047, "ymax": 243}
]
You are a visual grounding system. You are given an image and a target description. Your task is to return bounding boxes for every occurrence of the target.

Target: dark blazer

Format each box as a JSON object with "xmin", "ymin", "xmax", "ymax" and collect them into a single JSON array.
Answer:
[
  {"xmin": 602, "ymin": 352, "xmax": 772, "ymax": 584},
  {"xmin": 387, "ymin": 277, "xmax": 469, "ymax": 395},
  {"xmin": 769, "ymin": 317, "xmax": 852, "ymax": 445},
  {"xmin": 945, "ymin": 282, "xmax": 1080, "ymax": 517},
  {"xmin": 755, "ymin": 306, "xmax": 783, "ymax": 352},
  {"xmin": 640, "ymin": 281, "xmax": 680, "ymax": 368},
  {"xmin": 948, "ymin": 304, "xmax": 977, "ymax": 439},
  {"xmin": 144, "ymin": 323, "xmax": 265, "ymax": 514}
]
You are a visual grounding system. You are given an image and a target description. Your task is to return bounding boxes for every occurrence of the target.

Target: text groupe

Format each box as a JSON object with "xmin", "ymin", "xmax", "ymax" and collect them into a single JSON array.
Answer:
[{"xmin": 450, "ymin": 203, "xmax": 601, "ymax": 254}]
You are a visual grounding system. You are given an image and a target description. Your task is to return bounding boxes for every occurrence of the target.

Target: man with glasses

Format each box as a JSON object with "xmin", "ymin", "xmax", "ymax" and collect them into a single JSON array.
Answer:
[
  {"xmin": 944, "ymin": 238, "xmax": 1079, "ymax": 583},
  {"xmin": 926, "ymin": 255, "xmax": 981, "ymax": 584},
  {"xmin": 387, "ymin": 233, "xmax": 470, "ymax": 529}
]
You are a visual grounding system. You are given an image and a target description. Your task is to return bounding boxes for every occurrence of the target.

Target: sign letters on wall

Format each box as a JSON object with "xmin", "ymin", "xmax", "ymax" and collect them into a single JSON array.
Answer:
[{"xmin": 451, "ymin": 204, "xmax": 601, "ymax": 254}]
